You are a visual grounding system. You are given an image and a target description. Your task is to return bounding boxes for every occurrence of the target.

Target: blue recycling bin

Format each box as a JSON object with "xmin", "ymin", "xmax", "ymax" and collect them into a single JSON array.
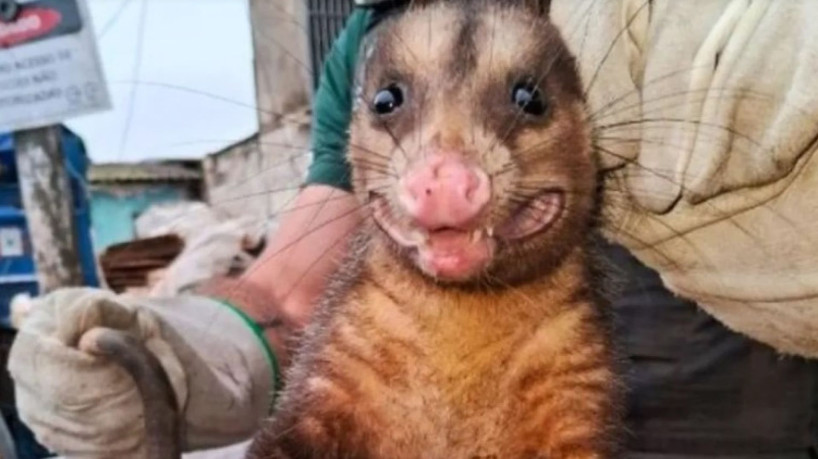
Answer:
[{"xmin": 0, "ymin": 125, "xmax": 100, "ymax": 459}]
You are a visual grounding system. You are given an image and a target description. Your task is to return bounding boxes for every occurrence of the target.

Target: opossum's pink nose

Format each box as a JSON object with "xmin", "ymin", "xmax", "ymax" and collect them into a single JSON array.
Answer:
[{"xmin": 399, "ymin": 154, "xmax": 490, "ymax": 230}]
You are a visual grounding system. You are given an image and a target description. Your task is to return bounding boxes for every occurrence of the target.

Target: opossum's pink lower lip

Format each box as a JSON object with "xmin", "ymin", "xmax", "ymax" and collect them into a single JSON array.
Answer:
[{"xmin": 417, "ymin": 229, "xmax": 495, "ymax": 280}]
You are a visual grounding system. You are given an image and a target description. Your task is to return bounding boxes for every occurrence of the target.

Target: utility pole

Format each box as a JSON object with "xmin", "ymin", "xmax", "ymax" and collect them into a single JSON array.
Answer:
[{"xmin": 13, "ymin": 126, "xmax": 84, "ymax": 293}]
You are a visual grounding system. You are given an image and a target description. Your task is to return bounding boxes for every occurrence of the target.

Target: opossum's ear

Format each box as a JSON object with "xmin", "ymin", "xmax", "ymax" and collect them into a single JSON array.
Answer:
[
  {"xmin": 406, "ymin": 0, "xmax": 551, "ymax": 16},
  {"xmin": 405, "ymin": 0, "xmax": 438, "ymax": 7},
  {"xmin": 521, "ymin": 0, "xmax": 551, "ymax": 16}
]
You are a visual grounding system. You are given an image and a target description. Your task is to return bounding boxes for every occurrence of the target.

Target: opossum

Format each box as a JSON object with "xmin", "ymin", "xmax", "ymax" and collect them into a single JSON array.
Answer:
[{"xmin": 247, "ymin": 1, "xmax": 621, "ymax": 458}]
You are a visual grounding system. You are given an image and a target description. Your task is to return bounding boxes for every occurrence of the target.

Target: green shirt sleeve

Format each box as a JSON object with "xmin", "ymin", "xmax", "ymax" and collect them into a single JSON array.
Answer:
[{"xmin": 304, "ymin": 9, "xmax": 372, "ymax": 192}]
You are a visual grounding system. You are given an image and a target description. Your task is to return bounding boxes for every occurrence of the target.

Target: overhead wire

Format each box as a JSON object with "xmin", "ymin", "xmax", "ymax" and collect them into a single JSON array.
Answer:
[
  {"xmin": 97, "ymin": 0, "xmax": 136, "ymax": 40},
  {"xmin": 116, "ymin": 0, "xmax": 149, "ymax": 159}
]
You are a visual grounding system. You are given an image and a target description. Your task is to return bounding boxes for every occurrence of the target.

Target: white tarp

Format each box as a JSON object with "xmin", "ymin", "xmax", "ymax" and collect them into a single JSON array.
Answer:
[{"xmin": 134, "ymin": 201, "xmax": 265, "ymax": 297}]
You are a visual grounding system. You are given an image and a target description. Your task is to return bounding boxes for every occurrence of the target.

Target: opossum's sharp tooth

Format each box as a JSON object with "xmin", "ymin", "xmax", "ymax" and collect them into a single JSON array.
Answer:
[
  {"xmin": 412, "ymin": 229, "xmax": 429, "ymax": 244},
  {"xmin": 471, "ymin": 229, "xmax": 482, "ymax": 243},
  {"xmin": 487, "ymin": 227, "xmax": 495, "ymax": 238}
]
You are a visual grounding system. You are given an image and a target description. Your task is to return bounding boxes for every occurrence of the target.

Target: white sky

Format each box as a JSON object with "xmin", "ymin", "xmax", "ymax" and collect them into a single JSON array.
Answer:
[{"xmin": 66, "ymin": 0, "xmax": 258, "ymax": 164}]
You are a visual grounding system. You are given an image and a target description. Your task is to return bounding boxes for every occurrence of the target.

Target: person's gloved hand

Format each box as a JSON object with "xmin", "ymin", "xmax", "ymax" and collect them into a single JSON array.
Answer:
[{"xmin": 7, "ymin": 287, "xmax": 276, "ymax": 457}]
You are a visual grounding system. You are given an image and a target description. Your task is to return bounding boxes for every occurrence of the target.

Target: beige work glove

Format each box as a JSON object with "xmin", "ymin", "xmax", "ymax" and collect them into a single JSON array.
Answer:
[
  {"xmin": 552, "ymin": 0, "xmax": 818, "ymax": 357},
  {"xmin": 7, "ymin": 287, "xmax": 276, "ymax": 458}
]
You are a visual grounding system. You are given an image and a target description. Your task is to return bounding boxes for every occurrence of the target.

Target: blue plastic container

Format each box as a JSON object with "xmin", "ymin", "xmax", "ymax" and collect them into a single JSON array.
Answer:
[{"xmin": 0, "ymin": 126, "xmax": 100, "ymax": 327}]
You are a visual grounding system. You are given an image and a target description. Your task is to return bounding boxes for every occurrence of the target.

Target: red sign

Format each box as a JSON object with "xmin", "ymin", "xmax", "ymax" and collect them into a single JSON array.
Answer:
[
  {"xmin": 0, "ymin": 8, "xmax": 60, "ymax": 48},
  {"xmin": 0, "ymin": 1, "xmax": 82, "ymax": 49}
]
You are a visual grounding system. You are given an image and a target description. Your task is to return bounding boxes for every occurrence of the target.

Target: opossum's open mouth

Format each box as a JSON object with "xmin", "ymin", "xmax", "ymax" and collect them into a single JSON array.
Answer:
[{"xmin": 370, "ymin": 191, "xmax": 564, "ymax": 281}]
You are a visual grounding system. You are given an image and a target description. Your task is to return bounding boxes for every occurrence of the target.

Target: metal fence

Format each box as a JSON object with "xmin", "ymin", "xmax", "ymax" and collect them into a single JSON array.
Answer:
[{"xmin": 307, "ymin": 0, "xmax": 356, "ymax": 89}]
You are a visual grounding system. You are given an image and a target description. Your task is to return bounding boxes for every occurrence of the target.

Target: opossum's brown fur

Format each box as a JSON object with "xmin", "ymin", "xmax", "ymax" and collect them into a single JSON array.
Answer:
[{"xmin": 248, "ymin": 1, "xmax": 621, "ymax": 458}]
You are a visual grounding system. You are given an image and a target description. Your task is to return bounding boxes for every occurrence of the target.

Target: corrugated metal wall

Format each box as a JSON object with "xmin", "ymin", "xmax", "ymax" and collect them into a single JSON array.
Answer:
[{"xmin": 307, "ymin": 0, "xmax": 356, "ymax": 89}]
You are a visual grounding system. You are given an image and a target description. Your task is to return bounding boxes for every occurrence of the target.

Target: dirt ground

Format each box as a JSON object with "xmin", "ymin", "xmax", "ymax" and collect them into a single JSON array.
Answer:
[
  {"xmin": 183, "ymin": 441, "xmax": 250, "ymax": 459},
  {"xmin": 52, "ymin": 440, "xmax": 250, "ymax": 459}
]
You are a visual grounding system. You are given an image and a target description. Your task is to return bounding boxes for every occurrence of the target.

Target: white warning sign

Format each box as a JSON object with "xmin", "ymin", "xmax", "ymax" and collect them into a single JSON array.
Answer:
[{"xmin": 0, "ymin": 0, "xmax": 111, "ymax": 132}]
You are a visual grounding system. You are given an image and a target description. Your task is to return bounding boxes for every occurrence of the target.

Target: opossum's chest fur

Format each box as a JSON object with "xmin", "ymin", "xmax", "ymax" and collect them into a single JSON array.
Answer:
[
  {"xmin": 248, "ymin": 2, "xmax": 619, "ymax": 458},
  {"xmin": 251, "ymin": 239, "xmax": 615, "ymax": 459}
]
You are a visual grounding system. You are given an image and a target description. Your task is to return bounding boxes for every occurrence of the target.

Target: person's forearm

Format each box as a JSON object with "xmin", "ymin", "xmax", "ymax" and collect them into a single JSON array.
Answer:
[
  {"xmin": 249, "ymin": 185, "xmax": 363, "ymax": 327},
  {"xmin": 198, "ymin": 185, "xmax": 364, "ymax": 366}
]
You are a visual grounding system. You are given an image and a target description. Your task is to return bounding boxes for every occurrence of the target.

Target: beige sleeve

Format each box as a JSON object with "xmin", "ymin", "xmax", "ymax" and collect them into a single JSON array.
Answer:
[
  {"xmin": 552, "ymin": 0, "xmax": 818, "ymax": 357},
  {"xmin": 144, "ymin": 293, "xmax": 276, "ymax": 449}
]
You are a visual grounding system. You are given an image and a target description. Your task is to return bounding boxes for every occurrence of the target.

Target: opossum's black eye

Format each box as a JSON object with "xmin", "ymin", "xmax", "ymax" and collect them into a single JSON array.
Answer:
[
  {"xmin": 512, "ymin": 81, "xmax": 547, "ymax": 116},
  {"xmin": 373, "ymin": 84, "xmax": 404, "ymax": 115}
]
